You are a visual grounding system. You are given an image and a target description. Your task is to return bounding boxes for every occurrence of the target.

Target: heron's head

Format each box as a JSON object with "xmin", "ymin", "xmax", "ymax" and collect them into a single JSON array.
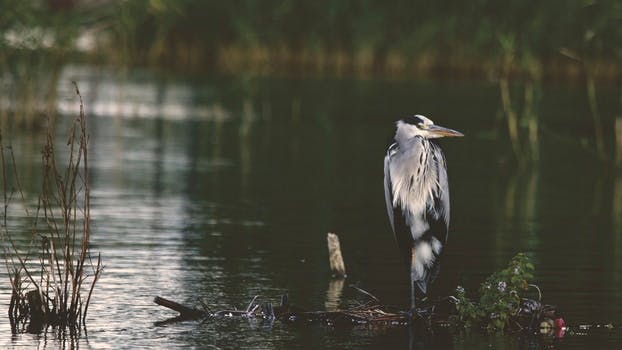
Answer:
[{"xmin": 396, "ymin": 115, "xmax": 464, "ymax": 140}]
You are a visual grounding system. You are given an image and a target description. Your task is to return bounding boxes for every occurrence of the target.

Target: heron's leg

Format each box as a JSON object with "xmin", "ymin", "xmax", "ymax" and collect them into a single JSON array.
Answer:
[{"xmin": 409, "ymin": 247, "xmax": 416, "ymax": 319}]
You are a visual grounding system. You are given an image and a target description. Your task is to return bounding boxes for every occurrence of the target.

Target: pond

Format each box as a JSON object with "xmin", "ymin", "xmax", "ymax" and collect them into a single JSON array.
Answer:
[{"xmin": 1, "ymin": 65, "xmax": 621, "ymax": 349}]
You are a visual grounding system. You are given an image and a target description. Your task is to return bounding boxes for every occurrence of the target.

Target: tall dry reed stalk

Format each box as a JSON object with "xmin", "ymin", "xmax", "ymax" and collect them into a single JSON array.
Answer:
[{"xmin": 1, "ymin": 82, "xmax": 102, "ymax": 333}]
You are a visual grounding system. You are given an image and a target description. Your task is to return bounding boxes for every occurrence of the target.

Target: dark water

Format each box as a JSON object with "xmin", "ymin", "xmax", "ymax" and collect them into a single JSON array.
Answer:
[{"xmin": 1, "ymin": 66, "xmax": 621, "ymax": 349}]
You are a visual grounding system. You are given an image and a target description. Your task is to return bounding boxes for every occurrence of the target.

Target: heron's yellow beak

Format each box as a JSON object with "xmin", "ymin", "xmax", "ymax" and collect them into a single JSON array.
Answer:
[{"xmin": 428, "ymin": 124, "xmax": 464, "ymax": 137}]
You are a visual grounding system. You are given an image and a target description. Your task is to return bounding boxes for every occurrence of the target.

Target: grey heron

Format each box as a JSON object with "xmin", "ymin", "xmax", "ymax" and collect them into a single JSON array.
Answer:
[{"xmin": 383, "ymin": 115, "xmax": 463, "ymax": 317}]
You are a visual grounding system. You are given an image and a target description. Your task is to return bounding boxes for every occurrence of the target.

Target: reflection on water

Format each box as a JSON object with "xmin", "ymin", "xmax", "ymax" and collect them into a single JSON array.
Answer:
[
  {"xmin": 325, "ymin": 279, "xmax": 345, "ymax": 312},
  {"xmin": 491, "ymin": 168, "xmax": 541, "ymax": 267},
  {"xmin": 1, "ymin": 65, "xmax": 622, "ymax": 349}
]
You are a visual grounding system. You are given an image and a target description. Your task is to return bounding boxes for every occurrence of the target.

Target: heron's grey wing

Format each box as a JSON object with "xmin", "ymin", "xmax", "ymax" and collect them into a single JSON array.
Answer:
[
  {"xmin": 428, "ymin": 144, "xmax": 450, "ymax": 243},
  {"xmin": 383, "ymin": 143, "xmax": 397, "ymax": 232},
  {"xmin": 384, "ymin": 143, "xmax": 413, "ymax": 267}
]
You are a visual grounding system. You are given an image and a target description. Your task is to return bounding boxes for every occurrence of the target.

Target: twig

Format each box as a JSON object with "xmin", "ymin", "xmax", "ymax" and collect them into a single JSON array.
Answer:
[
  {"xmin": 246, "ymin": 295, "xmax": 259, "ymax": 313},
  {"xmin": 529, "ymin": 284, "xmax": 542, "ymax": 302},
  {"xmin": 349, "ymin": 285, "xmax": 381, "ymax": 304},
  {"xmin": 154, "ymin": 296, "xmax": 207, "ymax": 319},
  {"xmin": 82, "ymin": 253, "xmax": 103, "ymax": 325},
  {"xmin": 199, "ymin": 300, "xmax": 212, "ymax": 314}
]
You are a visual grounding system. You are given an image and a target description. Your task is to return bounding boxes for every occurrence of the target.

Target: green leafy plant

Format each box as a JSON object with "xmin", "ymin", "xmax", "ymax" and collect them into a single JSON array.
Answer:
[
  {"xmin": 452, "ymin": 285, "xmax": 483, "ymax": 329},
  {"xmin": 452, "ymin": 253, "xmax": 535, "ymax": 333}
]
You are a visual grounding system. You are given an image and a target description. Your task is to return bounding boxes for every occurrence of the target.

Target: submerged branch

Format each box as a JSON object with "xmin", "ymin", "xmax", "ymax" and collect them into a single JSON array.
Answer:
[
  {"xmin": 153, "ymin": 241, "xmax": 564, "ymax": 338},
  {"xmin": 154, "ymin": 296, "xmax": 208, "ymax": 320},
  {"xmin": 152, "ymin": 291, "xmax": 567, "ymax": 336}
]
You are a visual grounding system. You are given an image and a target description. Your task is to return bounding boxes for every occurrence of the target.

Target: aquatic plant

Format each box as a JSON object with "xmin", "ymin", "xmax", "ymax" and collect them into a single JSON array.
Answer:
[
  {"xmin": 1, "ymin": 83, "xmax": 102, "ymax": 332},
  {"xmin": 451, "ymin": 253, "xmax": 537, "ymax": 333}
]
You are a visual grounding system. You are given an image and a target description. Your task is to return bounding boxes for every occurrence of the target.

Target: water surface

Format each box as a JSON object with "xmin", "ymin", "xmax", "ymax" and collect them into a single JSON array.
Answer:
[{"xmin": 1, "ymin": 66, "xmax": 621, "ymax": 349}]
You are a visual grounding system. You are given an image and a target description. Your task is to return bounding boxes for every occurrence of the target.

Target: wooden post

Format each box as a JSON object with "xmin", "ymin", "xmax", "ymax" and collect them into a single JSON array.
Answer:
[{"xmin": 327, "ymin": 232, "xmax": 346, "ymax": 278}]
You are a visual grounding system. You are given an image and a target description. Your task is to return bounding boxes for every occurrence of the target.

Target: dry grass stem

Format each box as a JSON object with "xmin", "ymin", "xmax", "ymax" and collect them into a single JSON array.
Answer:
[{"xmin": 1, "ymin": 82, "xmax": 102, "ymax": 333}]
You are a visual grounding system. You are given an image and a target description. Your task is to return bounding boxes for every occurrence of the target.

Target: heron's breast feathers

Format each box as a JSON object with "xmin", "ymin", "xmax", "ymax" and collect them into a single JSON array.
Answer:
[{"xmin": 389, "ymin": 143, "xmax": 444, "ymax": 232}]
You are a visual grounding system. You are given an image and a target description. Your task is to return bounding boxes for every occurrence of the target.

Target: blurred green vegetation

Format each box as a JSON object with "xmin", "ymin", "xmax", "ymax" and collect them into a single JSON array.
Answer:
[
  {"xmin": 102, "ymin": 0, "xmax": 622, "ymax": 80},
  {"xmin": 0, "ymin": 0, "xmax": 83, "ymax": 129},
  {"xmin": 0, "ymin": 0, "xmax": 621, "ymax": 164},
  {"xmin": 1, "ymin": 0, "xmax": 620, "ymax": 79}
]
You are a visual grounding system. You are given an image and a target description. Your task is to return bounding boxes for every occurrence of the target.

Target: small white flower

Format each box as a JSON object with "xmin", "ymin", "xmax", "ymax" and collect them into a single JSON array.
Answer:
[{"xmin": 497, "ymin": 281, "xmax": 507, "ymax": 292}]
